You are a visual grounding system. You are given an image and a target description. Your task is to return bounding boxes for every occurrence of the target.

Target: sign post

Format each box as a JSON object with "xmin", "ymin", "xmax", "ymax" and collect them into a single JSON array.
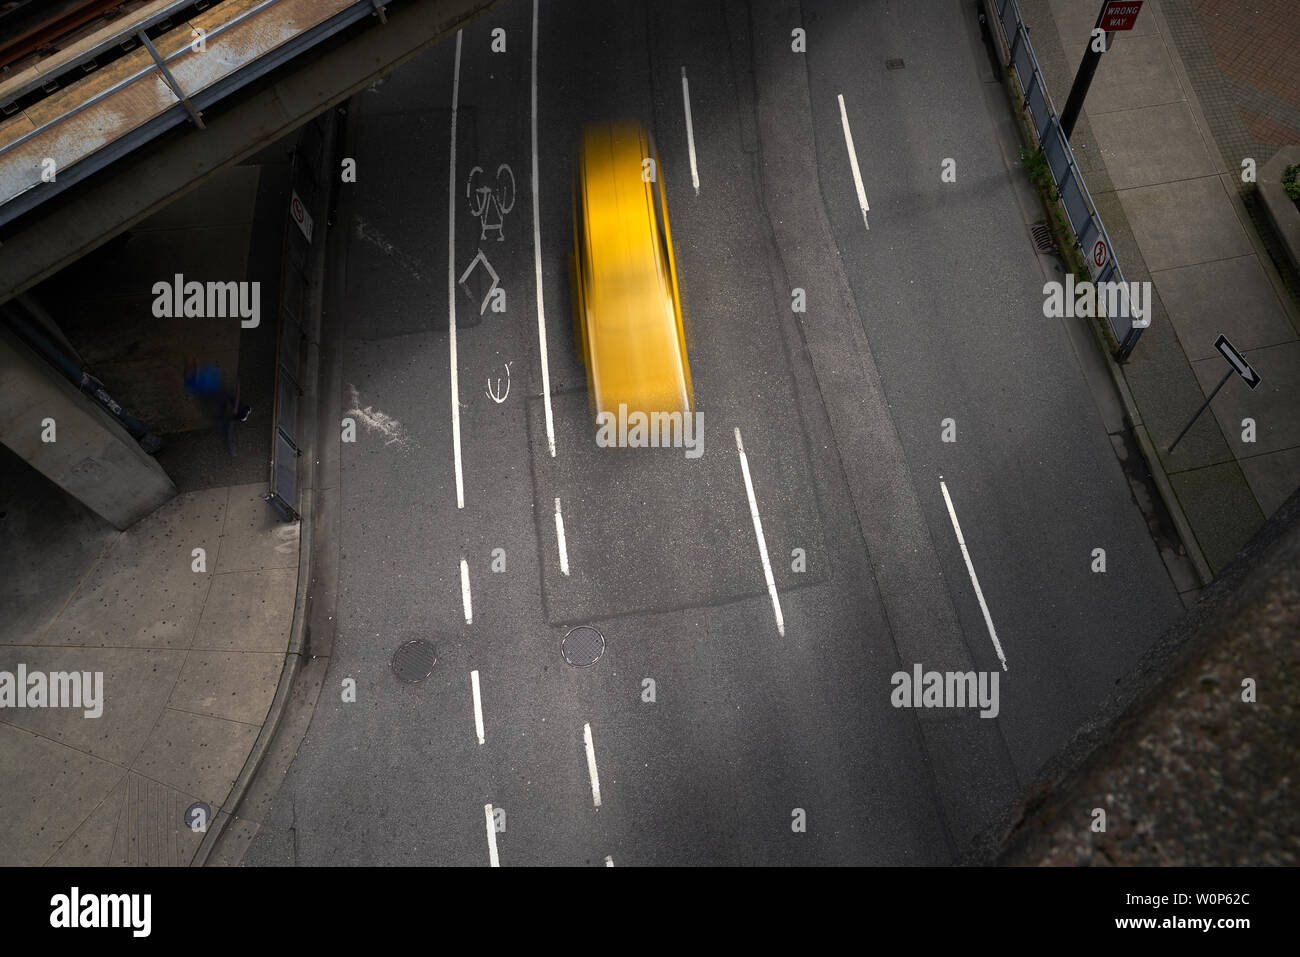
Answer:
[
  {"xmin": 1061, "ymin": 1, "xmax": 1144, "ymax": 139},
  {"xmin": 1168, "ymin": 334, "xmax": 1261, "ymax": 453}
]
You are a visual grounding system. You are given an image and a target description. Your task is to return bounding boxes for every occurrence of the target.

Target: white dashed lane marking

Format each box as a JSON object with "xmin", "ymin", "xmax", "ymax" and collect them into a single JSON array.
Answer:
[
  {"xmin": 837, "ymin": 92, "xmax": 871, "ymax": 230},
  {"xmin": 940, "ymin": 478, "xmax": 1007, "ymax": 671},
  {"xmin": 734, "ymin": 428, "xmax": 785, "ymax": 637}
]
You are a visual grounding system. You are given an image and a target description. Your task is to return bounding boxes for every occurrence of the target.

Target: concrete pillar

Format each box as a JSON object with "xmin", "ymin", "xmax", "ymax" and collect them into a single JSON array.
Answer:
[{"xmin": 0, "ymin": 324, "xmax": 174, "ymax": 528}]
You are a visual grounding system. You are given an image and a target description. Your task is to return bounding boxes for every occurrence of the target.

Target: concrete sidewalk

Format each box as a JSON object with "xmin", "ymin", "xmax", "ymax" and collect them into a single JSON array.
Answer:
[
  {"xmin": 0, "ymin": 471, "xmax": 298, "ymax": 865},
  {"xmin": 1019, "ymin": 0, "xmax": 1300, "ymax": 578},
  {"xmin": 0, "ymin": 142, "xmax": 310, "ymax": 867}
]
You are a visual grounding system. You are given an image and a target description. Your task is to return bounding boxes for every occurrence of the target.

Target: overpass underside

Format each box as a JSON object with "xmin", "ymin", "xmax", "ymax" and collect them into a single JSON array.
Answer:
[{"xmin": 0, "ymin": 0, "xmax": 495, "ymax": 527}]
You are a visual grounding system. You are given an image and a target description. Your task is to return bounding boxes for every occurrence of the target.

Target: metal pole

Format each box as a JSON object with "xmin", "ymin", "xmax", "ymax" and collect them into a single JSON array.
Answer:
[
  {"xmin": 1168, "ymin": 368, "xmax": 1232, "ymax": 453},
  {"xmin": 1061, "ymin": 3, "xmax": 1112, "ymax": 138},
  {"xmin": 138, "ymin": 29, "xmax": 205, "ymax": 129}
]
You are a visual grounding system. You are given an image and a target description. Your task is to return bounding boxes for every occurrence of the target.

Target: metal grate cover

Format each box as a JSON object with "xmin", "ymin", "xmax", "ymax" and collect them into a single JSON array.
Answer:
[
  {"xmin": 1030, "ymin": 221, "xmax": 1058, "ymax": 253},
  {"xmin": 561, "ymin": 626, "xmax": 605, "ymax": 667},
  {"xmin": 885, "ymin": 58, "xmax": 905, "ymax": 70},
  {"xmin": 392, "ymin": 639, "xmax": 437, "ymax": 682}
]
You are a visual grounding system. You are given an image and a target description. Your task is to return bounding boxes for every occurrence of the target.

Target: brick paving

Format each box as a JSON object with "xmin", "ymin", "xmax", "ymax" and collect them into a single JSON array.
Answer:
[
  {"xmin": 1239, "ymin": 106, "xmax": 1300, "ymax": 149},
  {"xmin": 1164, "ymin": 0, "xmax": 1300, "ymax": 302},
  {"xmin": 1195, "ymin": 0, "xmax": 1300, "ymax": 120}
]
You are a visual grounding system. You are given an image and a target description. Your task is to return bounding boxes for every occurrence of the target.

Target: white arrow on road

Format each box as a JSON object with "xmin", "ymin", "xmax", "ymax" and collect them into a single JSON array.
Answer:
[{"xmin": 458, "ymin": 248, "xmax": 502, "ymax": 315}]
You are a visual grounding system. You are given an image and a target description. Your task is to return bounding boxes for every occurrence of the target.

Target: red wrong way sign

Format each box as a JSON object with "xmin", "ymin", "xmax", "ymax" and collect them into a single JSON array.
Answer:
[{"xmin": 1101, "ymin": 1, "xmax": 1143, "ymax": 31}]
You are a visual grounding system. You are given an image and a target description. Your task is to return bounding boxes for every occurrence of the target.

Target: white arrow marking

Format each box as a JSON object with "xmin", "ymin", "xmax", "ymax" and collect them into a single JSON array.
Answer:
[
  {"xmin": 1223, "ymin": 349, "xmax": 1254, "ymax": 381},
  {"xmin": 458, "ymin": 249, "xmax": 502, "ymax": 316}
]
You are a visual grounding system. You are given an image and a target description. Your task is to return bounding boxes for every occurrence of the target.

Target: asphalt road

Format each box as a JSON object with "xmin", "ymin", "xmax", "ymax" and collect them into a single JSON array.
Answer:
[{"xmin": 243, "ymin": 0, "xmax": 1184, "ymax": 867}]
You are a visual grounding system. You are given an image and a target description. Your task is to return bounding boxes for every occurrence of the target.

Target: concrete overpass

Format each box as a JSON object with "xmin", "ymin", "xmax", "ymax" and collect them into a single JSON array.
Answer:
[{"xmin": 0, "ymin": 0, "xmax": 496, "ymax": 527}]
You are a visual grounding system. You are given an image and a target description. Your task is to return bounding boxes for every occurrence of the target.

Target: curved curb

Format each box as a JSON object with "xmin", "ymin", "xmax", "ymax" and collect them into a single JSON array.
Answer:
[
  {"xmin": 190, "ymin": 110, "xmax": 340, "ymax": 867},
  {"xmin": 1085, "ymin": 321, "xmax": 1215, "ymax": 587},
  {"xmin": 191, "ymin": 491, "xmax": 312, "ymax": 866}
]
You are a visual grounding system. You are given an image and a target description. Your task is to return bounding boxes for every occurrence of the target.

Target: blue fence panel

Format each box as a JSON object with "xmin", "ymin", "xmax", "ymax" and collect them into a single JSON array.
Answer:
[
  {"xmin": 1043, "ymin": 128, "xmax": 1071, "ymax": 184},
  {"xmin": 991, "ymin": 0, "xmax": 1143, "ymax": 359},
  {"xmin": 1059, "ymin": 173, "xmax": 1090, "ymax": 239},
  {"xmin": 1025, "ymin": 74, "xmax": 1052, "ymax": 140},
  {"xmin": 1012, "ymin": 30, "xmax": 1034, "ymax": 90}
]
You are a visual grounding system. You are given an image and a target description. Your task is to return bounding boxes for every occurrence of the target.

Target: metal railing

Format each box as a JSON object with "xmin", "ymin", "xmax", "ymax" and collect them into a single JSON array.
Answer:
[
  {"xmin": 0, "ymin": 0, "xmax": 378, "ymax": 229},
  {"xmin": 994, "ymin": 0, "xmax": 1145, "ymax": 359}
]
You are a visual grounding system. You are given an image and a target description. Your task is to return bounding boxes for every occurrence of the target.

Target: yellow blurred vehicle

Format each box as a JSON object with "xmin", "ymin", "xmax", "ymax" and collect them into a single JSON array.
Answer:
[{"xmin": 571, "ymin": 121, "xmax": 693, "ymax": 422}]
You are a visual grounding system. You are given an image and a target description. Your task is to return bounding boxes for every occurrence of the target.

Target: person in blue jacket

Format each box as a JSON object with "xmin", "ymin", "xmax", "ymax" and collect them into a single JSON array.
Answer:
[{"xmin": 183, "ymin": 358, "xmax": 250, "ymax": 454}]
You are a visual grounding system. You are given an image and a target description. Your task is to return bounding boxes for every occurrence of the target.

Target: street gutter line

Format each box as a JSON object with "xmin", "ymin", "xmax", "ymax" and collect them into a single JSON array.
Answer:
[
  {"xmin": 532, "ymin": 0, "xmax": 557, "ymax": 457},
  {"xmin": 448, "ymin": 30, "xmax": 466, "ymax": 507},
  {"xmin": 555, "ymin": 497, "xmax": 570, "ymax": 576},
  {"xmin": 471, "ymin": 669, "xmax": 485, "ymax": 745},
  {"xmin": 484, "ymin": 803, "xmax": 500, "ymax": 867},
  {"xmin": 837, "ymin": 93, "xmax": 870, "ymax": 230},
  {"xmin": 460, "ymin": 557, "xmax": 473, "ymax": 624},
  {"xmin": 681, "ymin": 67, "xmax": 700, "ymax": 195},
  {"xmin": 734, "ymin": 428, "xmax": 785, "ymax": 637},
  {"xmin": 940, "ymin": 478, "xmax": 1008, "ymax": 671},
  {"xmin": 583, "ymin": 722, "xmax": 602, "ymax": 807}
]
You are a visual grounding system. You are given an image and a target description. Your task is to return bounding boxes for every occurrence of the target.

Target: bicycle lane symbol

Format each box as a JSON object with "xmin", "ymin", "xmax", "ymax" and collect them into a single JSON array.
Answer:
[{"xmin": 467, "ymin": 163, "xmax": 516, "ymax": 242}]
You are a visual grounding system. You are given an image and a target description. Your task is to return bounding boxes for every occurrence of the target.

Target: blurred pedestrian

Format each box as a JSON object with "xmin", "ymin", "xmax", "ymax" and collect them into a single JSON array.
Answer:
[{"xmin": 183, "ymin": 358, "xmax": 250, "ymax": 454}]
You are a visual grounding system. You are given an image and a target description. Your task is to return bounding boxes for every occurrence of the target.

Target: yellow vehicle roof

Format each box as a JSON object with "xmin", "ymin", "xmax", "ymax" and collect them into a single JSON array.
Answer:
[{"xmin": 578, "ymin": 122, "xmax": 690, "ymax": 416}]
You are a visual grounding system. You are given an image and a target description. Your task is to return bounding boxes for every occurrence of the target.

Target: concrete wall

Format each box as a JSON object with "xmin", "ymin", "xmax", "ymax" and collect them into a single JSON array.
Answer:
[
  {"xmin": 971, "ymin": 486, "xmax": 1300, "ymax": 865},
  {"xmin": 0, "ymin": 324, "xmax": 175, "ymax": 529}
]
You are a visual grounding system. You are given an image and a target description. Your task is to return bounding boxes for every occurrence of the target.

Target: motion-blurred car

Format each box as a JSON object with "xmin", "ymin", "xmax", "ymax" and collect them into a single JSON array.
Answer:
[{"xmin": 570, "ymin": 121, "xmax": 693, "ymax": 422}]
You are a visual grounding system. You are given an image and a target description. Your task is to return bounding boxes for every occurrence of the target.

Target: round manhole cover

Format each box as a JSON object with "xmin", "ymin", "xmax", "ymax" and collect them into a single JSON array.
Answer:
[
  {"xmin": 392, "ymin": 639, "xmax": 437, "ymax": 682},
  {"xmin": 561, "ymin": 626, "xmax": 605, "ymax": 667}
]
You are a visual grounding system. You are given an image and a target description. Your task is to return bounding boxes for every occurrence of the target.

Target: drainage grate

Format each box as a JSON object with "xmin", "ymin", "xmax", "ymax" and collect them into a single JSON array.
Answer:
[
  {"xmin": 886, "ymin": 58, "xmax": 905, "ymax": 70},
  {"xmin": 391, "ymin": 639, "xmax": 437, "ymax": 682},
  {"xmin": 1029, "ymin": 221, "xmax": 1058, "ymax": 253},
  {"xmin": 561, "ymin": 626, "xmax": 605, "ymax": 667}
]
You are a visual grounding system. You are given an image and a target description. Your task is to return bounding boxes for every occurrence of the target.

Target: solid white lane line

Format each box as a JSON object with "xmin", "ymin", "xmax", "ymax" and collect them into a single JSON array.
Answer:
[
  {"xmin": 484, "ymin": 803, "xmax": 500, "ymax": 867},
  {"xmin": 604, "ymin": 855, "xmax": 614, "ymax": 867},
  {"xmin": 471, "ymin": 669, "xmax": 485, "ymax": 745},
  {"xmin": 554, "ymin": 497, "xmax": 570, "ymax": 576},
  {"xmin": 448, "ymin": 31, "xmax": 466, "ymax": 508},
  {"xmin": 939, "ymin": 479, "xmax": 1008, "ymax": 671},
  {"xmin": 681, "ymin": 67, "xmax": 700, "ymax": 195},
  {"xmin": 734, "ymin": 428, "xmax": 786, "ymax": 637},
  {"xmin": 583, "ymin": 722, "xmax": 602, "ymax": 807},
  {"xmin": 460, "ymin": 558, "xmax": 473, "ymax": 624},
  {"xmin": 837, "ymin": 93, "xmax": 870, "ymax": 231},
  {"xmin": 531, "ymin": 0, "xmax": 557, "ymax": 457}
]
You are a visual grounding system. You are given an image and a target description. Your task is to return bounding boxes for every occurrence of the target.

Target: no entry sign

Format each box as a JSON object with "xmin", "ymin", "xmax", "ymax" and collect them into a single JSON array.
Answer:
[
  {"xmin": 1101, "ymin": 1, "xmax": 1143, "ymax": 31},
  {"xmin": 290, "ymin": 189, "xmax": 313, "ymax": 243}
]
